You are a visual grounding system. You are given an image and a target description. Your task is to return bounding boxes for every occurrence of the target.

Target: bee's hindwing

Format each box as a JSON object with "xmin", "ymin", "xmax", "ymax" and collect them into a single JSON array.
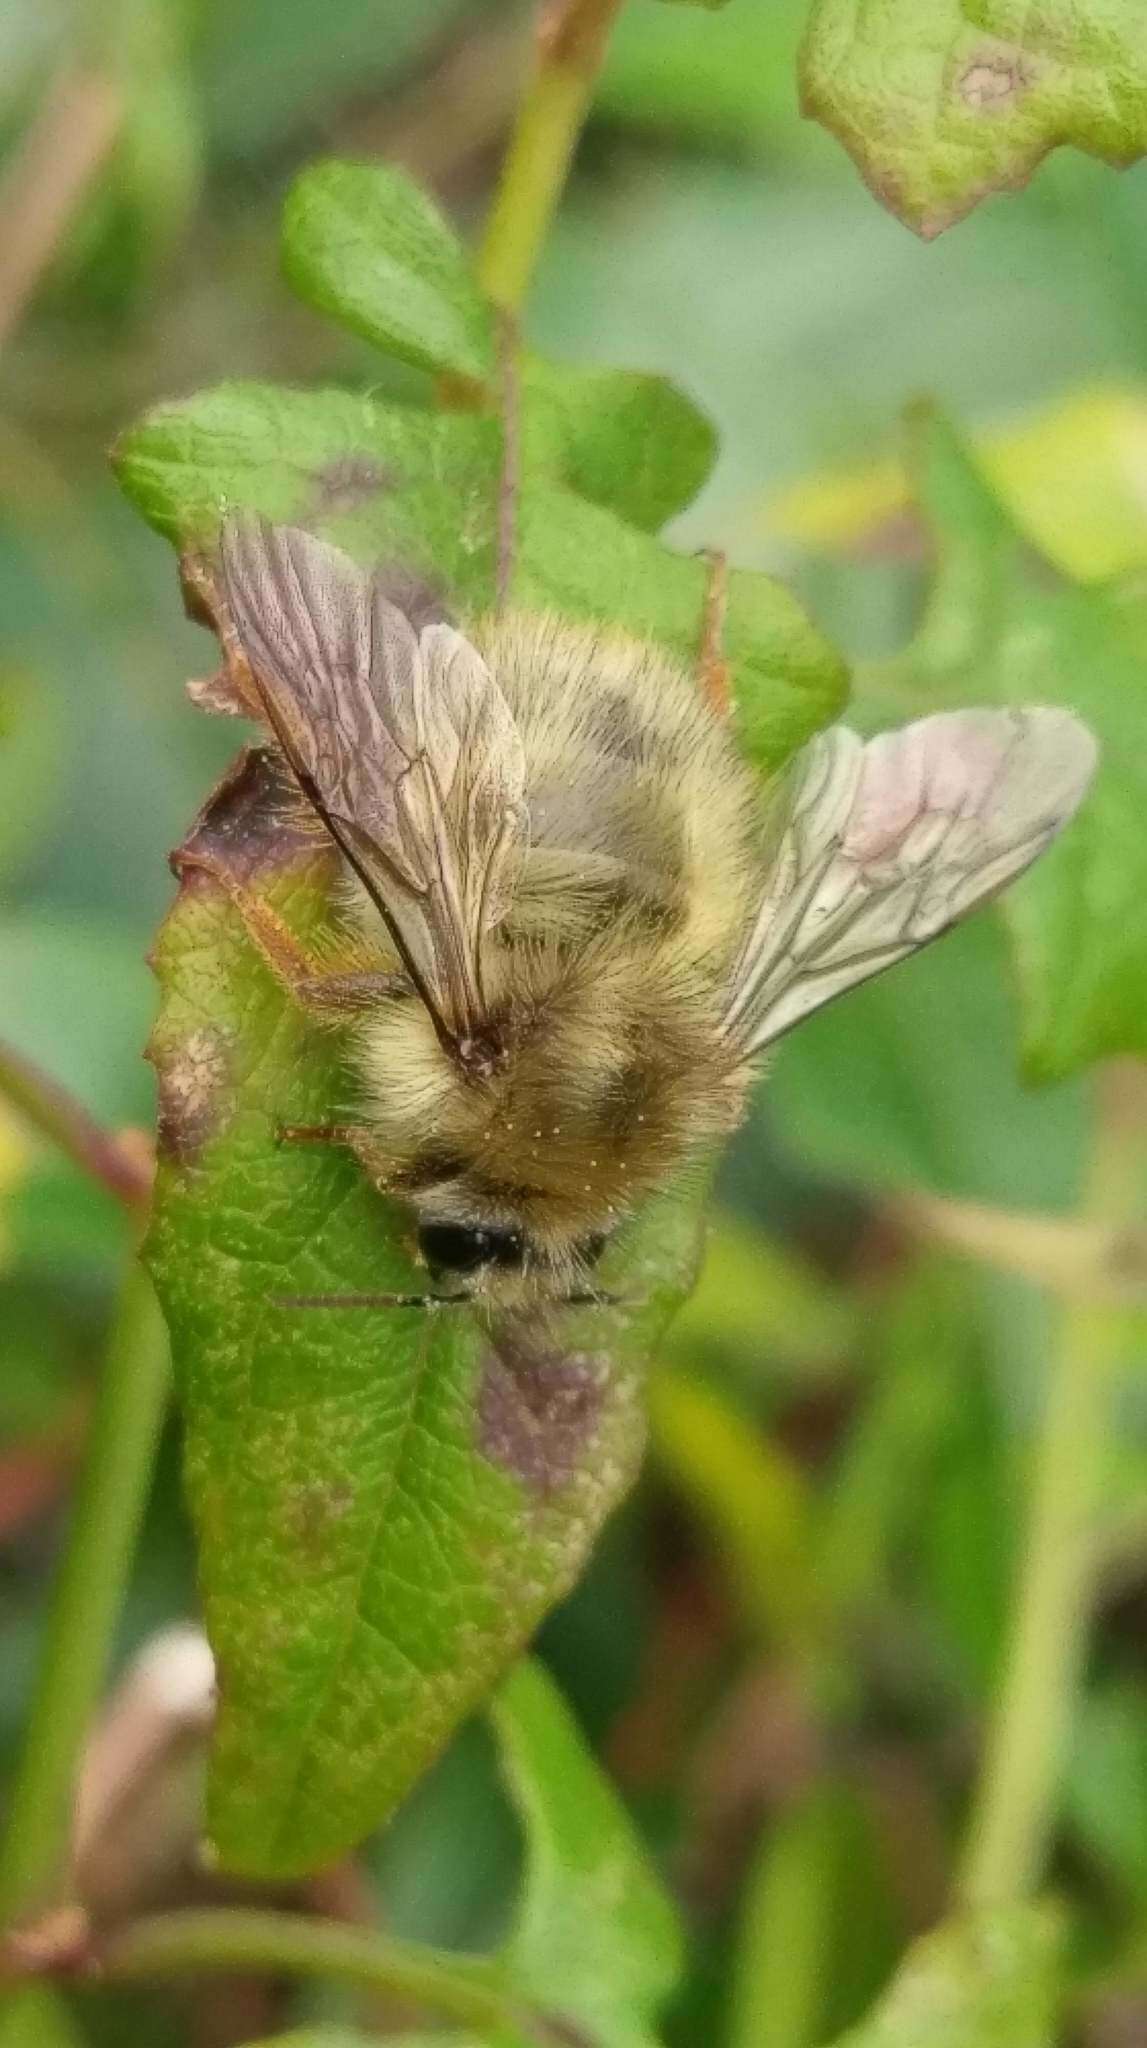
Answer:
[{"xmin": 722, "ymin": 707, "xmax": 1097, "ymax": 1057}]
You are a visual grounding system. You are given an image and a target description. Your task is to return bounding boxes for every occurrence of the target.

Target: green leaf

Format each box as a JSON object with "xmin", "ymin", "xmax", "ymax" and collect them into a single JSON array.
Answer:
[
  {"xmin": 801, "ymin": 0, "xmax": 1147, "ymax": 238},
  {"xmin": 282, "ymin": 161, "xmax": 495, "ymax": 384},
  {"xmin": 665, "ymin": 1213, "xmax": 853, "ymax": 1386},
  {"xmin": 117, "ymin": 369, "xmax": 841, "ymax": 1874},
  {"xmin": 0, "ymin": 910, "xmax": 156, "ymax": 1127},
  {"xmin": 522, "ymin": 358, "xmax": 717, "ymax": 533},
  {"xmin": 821, "ymin": 1262, "xmax": 981, "ymax": 1618},
  {"xmin": 240, "ymin": 2036, "xmax": 385, "ymax": 2048},
  {"xmin": 649, "ymin": 1370, "xmax": 820, "ymax": 1651},
  {"xmin": 730, "ymin": 1780, "xmax": 898, "ymax": 2048},
  {"xmin": 282, "ymin": 159, "xmax": 719, "ymax": 530},
  {"xmin": 766, "ymin": 915, "xmax": 1089, "ymax": 1206},
  {"xmin": 730, "ymin": 1785, "xmax": 840, "ymax": 2048},
  {"xmin": 0, "ymin": 1987, "xmax": 83, "ymax": 2048},
  {"xmin": 1067, "ymin": 1680, "xmax": 1147, "ymax": 1904},
  {"xmin": 113, "ymin": 382, "xmax": 846, "ymax": 773},
  {"xmin": 0, "ymin": 667, "xmax": 66, "ymax": 889},
  {"xmin": 822, "ymin": 1258, "xmax": 1016, "ymax": 1700},
  {"xmin": 867, "ymin": 405, "xmax": 1147, "ymax": 1081},
  {"xmin": 600, "ymin": 2, "xmax": 804, "ymax": 155},
  {"xmin": 827, "ymin": 1906, "xmax": 1064, "ymax": 2048},
  {"xmin": 491, "ymin": 1658, "xmax": 683, "ymax": 2048},
  {"xmin": 202, "ymin": 1, "xmax": 462, "ymax": 162},
  {"xmin": 240, "ymin": 2038, "xmax": 476, "ymax": 2048},
  {"xmin": 111, "ymin": 382, "xmax": 502, "ymax": 585},
  {"xmin": 117, "ymin": 163, "xmax": 848, "ymax": 1879},
  {"xmin": 144, "ymin": 753, "xmax": 705, "ymax": 1878},
  {"xmin": 516, "ymin": 480, "xmax": 846, "ymax": 773}
]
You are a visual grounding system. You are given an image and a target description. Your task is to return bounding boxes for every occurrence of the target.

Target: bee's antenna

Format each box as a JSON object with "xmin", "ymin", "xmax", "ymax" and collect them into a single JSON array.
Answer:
[{"xmin": 274, "ymin": 1292, "xmax": 469, "ymax": 1310}]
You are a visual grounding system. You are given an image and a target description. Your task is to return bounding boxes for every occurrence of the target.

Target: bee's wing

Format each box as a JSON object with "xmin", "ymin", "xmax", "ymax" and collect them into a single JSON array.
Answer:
[
  {"xmin": 218, "ymin": 516, "xmax": 527, "ymax": 1051},
  {"xmin": 721, "ymin": 707, "xmax": 1097, "ymax": 1058}
]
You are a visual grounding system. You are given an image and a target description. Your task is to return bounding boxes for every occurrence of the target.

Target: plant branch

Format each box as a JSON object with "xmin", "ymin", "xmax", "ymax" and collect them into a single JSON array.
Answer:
[
  {"xmin": 0, "ymin": 65, "xmax": 122, "ymax": 354},
  {"xmin": 892, "ymin": 1187, "xmax": 1147, "ymax": 1305},
  {"xmin": 476, "ymin": 0, "xmax": 627, "ymax": 314},
  {"xmin": 957, "ymin": 1065, "xmax": 1145, "ymax": 1909},
  {"xmin": 0, "ymin": 1039, "xmax": 152, "ymax": 1214},
  {"xmin": 0, "ymin": 1262, "xmax": 170, "ymax": 1932},
  {"xmin": 97, "ymin": 1907, "xmax": 553, "ymax": 2043}
]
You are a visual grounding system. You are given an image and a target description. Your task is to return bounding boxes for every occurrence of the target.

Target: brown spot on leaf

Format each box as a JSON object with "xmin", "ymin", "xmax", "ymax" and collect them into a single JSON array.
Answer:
[
  {"xmin": 290, "ymin": 1480, "xmax": 355, "ymax": 1559},
  {"xmin": 154, "ymin": 1024, "xmax": 231, "ymax": 1165},
  {"xmin": 172, "ymin": 746, "xmax": 328, "ymax": 892},
  {"xmin": 958, "ymin": 47, "xmax": 1031, "ymax": 112},
  {"xmin": 539, "ymin": 2018, "xmax": 593, "ymax": 2048},
  {"xmin": 312, "ymin": 455, "xmax": 394, "ymax": 513},
  {"xmin": 1086, "ymin": 1990, "xmax": 1147, "ymax": 2048},
  {"xmin": 478, "ymin": 1324, "xmax": 609, "ymax": 1497}
]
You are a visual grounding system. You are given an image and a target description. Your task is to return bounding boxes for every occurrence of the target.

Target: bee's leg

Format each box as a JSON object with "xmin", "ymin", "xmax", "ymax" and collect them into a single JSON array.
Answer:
[
  {"xmin": 275, "ymin": 1290, "xmax": 468, "ymax": 1310},
  {"xmin": 276, "ymin": 1123, "xmax": 372, "ymax": 1148},
  {"xmin": 293, "ymin": 968, "xmax": 410, "ymax": 1020},
  {"xmin": 276, "ymin": 1123, "xmax": 403, "ymax": 1209},
  {"xmin": 276, "ymin": 1122, "xmax": 394, "ymax": 1186},
  {"xmin": 228, "ymin": 889, "xmax": 403, "ymax": 1022},
  {"xmin": 696, "ymin": 547, "xmax": 730, "ymax": 717},
  {"xmin": 186, "ymin": 854, "xmax": 406, "ymax": 1023}
]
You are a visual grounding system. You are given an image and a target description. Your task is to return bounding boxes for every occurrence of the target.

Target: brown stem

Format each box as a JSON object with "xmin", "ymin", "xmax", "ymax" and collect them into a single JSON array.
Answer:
[
  {"xmin": 539, "ymin": 0, "xmax": 622, "ymax": 65},
  {"xmin": 0, "ymin": 67, "xmax": 123, "ymax": 353},
  {"xmin": 891, "ymin": 1187, "xmax": 1147, "ymax": 1305},
  {"xmin": 0, "ymin": 1040, "xmax": 152, "ymax": 1215},
  {"xmin": 92, "ymin": 1907, "xmax": 552, "ymax": 2042}
]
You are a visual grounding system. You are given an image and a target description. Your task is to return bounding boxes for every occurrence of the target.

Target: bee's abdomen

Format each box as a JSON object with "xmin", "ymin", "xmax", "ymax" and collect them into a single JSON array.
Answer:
[{"xmin": 479, "ymin": 611, "xmax": 763, "ymax": 970}]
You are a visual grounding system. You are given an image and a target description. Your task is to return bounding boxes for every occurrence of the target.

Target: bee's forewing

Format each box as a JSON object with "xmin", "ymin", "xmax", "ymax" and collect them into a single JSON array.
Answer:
[
  {"xmin": 722, "ymin": 707, "xmax": 1097, "ymax": 1057},
  {"xmin": 218, "ymin": 515, "xmax": 527, "ymax": 1048}
]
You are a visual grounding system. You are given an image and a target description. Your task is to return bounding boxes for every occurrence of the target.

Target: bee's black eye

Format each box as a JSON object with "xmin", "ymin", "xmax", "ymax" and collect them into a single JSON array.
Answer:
[
  {"xmin": 417, "ymin": 1221, "xmax": 524, "ymax": 1276},
  {"xmin": 577, "ymin": 1231, "xmax": 610, "ymax": 1267}
]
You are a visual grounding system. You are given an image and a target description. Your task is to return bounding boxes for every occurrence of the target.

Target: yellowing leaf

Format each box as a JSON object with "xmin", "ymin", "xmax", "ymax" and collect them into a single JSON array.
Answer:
[
  {"xmin": 870, "ymin": 406, "xmax": 1147, "ymax": 1081},
  {"xmin": 769, "ymin": 385, "xmax": 1147, "ymax": 584}
]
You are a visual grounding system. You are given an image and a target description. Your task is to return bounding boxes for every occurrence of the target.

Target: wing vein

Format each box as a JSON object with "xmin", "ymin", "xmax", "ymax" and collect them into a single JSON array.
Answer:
[{"xmin": 722, "ymin": 710, "xmax": 1097, "ymax": 1058}]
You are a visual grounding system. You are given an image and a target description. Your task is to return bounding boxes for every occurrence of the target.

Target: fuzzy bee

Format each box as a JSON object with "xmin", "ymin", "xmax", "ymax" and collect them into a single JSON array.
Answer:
[{"xmin": 198, "ymin": 516, "xmax": 1095, "ymax": 1310}]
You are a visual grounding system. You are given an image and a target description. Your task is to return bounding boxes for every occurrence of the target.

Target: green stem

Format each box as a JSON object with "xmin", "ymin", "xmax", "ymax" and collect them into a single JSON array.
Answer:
[
  {"xmin": 0, "ymin": 1038, "xmax": 151, "ymax": 1214},
  {"xmin": 100, "ymin": 1907, "xmax": 551, "ymax": 2042},
  {"xmin": 731, "ymin": 1786, "xmax": 839, "ymax": 2048},
  {"xmin": 958, "ymin": 1077, "xmax": 1142, "ymax": 1908},
  {"xmin": 0, "ymin": 1261, "xmax": 170, "ymax": 1930},
  {"xmin": 476, "ymin": 0, "xmax": 626, "ymax": 313}
]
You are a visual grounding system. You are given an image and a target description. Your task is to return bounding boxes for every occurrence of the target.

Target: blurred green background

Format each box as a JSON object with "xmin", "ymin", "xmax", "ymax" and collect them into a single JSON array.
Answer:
[{"xmin": 2, "ymin": 1, "xmax": 1146, "ymax": 2043}]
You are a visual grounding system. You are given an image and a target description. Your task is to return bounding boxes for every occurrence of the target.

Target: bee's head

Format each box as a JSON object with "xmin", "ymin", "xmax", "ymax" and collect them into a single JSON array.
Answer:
[{"xmin": 415, "ymin": 1216, "xmax": 610, "ymax": 1298}]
